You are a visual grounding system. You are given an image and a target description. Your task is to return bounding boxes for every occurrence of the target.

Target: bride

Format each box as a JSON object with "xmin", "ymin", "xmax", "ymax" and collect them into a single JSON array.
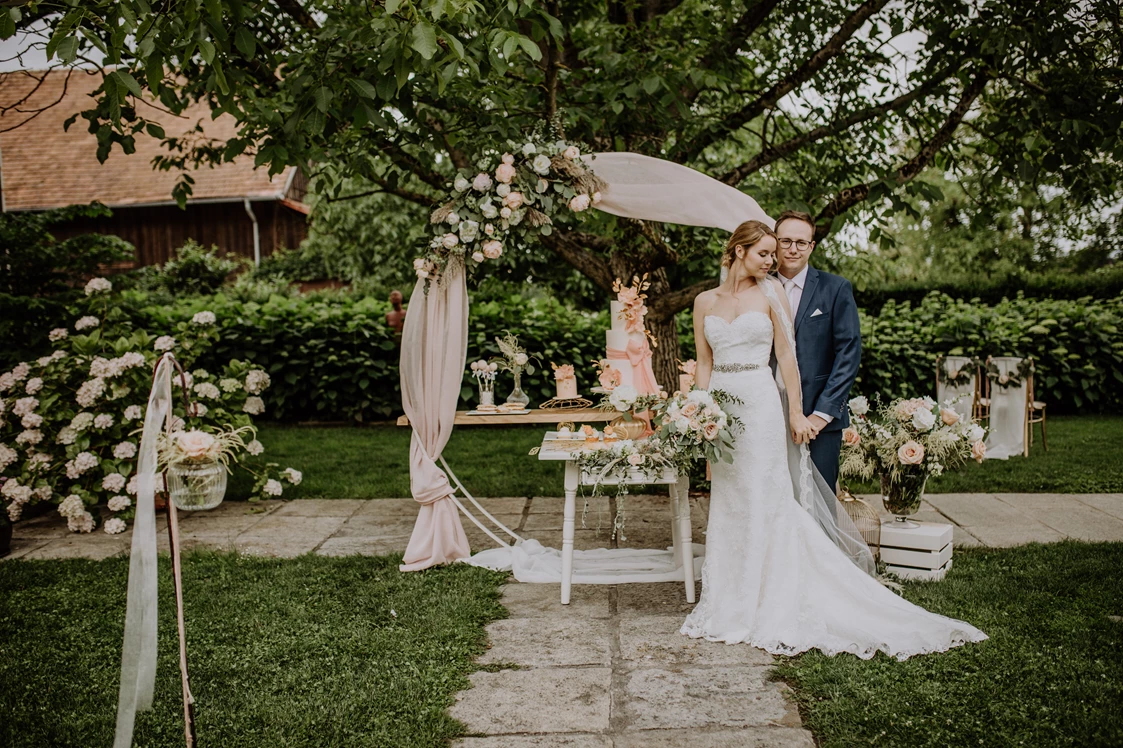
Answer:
[{"xmin": 682, "ymin": 219, "xmax": 987, "ymax": 659}]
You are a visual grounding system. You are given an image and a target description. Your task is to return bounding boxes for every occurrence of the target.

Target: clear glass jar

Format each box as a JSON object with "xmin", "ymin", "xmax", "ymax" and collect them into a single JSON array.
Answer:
[{"xmin": 167, "ymin": 459, "xmax": 228, "ymax": 511}]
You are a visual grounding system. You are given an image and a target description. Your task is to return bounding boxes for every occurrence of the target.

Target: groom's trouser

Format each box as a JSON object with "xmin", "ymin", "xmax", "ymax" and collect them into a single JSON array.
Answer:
[{"xmin": 809, "ymin": 430, "xmax": 843, "ymax": 513}]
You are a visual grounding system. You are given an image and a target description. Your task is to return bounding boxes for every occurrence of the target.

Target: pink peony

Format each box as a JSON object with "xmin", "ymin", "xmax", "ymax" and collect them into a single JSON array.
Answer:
[
  {"xmin": 482, "ymin": 240, "xmax": 503, "ymax": 260},
  {"xmin": 175, "ymin": 430, "xmax": 216, "ymax": 460},
  {"xmin": 897, "ymin": 440, "xmax": 926, "ymax": 465},
  {"xmin": 842, "ymin": 427, "xmax": 861, "ymax": 446},
  {"xmin": 569, "ymin": 193, "xmax": 591, "ymax": 212},
  {"xmin": 940, "ymin": 409, "xmax": 960, "ymax": 426},
  {"xmin": 972, "ymin": 440, "xmax": 987, "ymax": 463},
  {"xmin": 495, "ymin": 163, "xmax": 516, "ymax": 184},
  {"xmin": 702, "ymin": 422, "xmax": 720, "ymax": 441}
]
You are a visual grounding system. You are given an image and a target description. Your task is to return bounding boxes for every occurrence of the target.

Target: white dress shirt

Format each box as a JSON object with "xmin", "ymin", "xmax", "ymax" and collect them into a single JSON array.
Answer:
[{"xmin": 780, "ymin": 265, "xmax": 833, "ymax": 426}]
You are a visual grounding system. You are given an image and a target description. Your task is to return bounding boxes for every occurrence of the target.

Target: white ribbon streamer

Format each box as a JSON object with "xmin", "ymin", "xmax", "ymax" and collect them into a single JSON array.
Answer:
[{"xmin": 114, "ymin": 355, "xmax": 175, "ymax": 747}]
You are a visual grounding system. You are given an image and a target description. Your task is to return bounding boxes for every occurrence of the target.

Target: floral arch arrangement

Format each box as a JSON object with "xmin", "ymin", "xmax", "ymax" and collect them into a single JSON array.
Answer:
[{"xmin": 413, "ymin": 138, "xmax": 607, "ymax": 283}]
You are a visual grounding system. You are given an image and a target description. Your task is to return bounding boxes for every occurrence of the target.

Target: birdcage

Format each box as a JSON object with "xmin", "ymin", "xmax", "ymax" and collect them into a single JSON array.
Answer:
[{"xmin": 837, "ymin": 485, "xmax": 881, "ymax": 562}]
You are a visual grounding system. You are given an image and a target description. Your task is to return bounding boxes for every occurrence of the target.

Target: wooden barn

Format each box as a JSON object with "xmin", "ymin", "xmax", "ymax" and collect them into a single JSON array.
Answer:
[{"xmin": 0, "ymin": 69, "xmax": 309, "ymax": 267}]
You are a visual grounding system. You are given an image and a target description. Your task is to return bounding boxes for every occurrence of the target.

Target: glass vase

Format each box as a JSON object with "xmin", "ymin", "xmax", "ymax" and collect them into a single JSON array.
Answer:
[
  {"xmin": 506, "ymin": 370, "xmax": 530, "ymax": 408},
  {"xmin": 880, "ymin": 471, "xmax": 928, "ymax": 528},
  {"xmin": 167, "ymin": 459, "xmax": 228, "ymax": 511},
  {"xmin": 478, "ymin": 378, "xmax": 495, "ymax": 408}
]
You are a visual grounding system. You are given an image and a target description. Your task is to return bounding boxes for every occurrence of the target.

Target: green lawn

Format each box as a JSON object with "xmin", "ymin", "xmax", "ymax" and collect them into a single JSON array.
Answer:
[
  {"xmin": 233, "ymin": 415, "xmax": 1123, "ymax": 500},
  {"xmin": 775, "ymin": 541, "xmax": 1123, "ymax": 747},
  {"xmin": 0, "ymin": 552, "xmax": 507, "ymax": 747}
]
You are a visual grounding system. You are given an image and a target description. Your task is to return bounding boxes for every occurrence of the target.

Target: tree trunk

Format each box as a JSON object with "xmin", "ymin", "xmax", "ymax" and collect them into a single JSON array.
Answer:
[{"xmin": 647, "ymin": 313, "xmax": 680, "ymax": 394}]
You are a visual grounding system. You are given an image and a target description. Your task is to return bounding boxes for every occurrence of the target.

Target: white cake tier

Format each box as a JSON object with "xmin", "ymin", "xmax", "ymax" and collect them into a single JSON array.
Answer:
[
  {"xmin": 609, "ymin": 300, "xmax": 628, "ymax": 334},
  {"xmin": 604, "ymin": 358, "xmax": 635, "ymax": 388},
  {"xmin": 556, "ymin": 378, "xmax": 578, "ymax": 399},
  {"xmin": 606, "ymin": 329, "xmax": 634, "ymax": 352}
]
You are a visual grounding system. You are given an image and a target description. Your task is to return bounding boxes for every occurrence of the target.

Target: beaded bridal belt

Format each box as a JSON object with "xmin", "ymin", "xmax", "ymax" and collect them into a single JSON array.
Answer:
[{"xmin": 713, "ymin": 362, "xmax": 763, "ymax": 373}]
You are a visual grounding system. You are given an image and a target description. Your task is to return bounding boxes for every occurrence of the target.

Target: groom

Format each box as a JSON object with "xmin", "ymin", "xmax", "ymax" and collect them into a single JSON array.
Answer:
[{"xmin": 774, "ymin": 210, "xmax": 861, "ymax": 494}]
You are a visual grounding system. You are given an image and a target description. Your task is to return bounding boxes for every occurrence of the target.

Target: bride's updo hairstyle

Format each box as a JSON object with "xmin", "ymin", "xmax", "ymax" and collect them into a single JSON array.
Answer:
[{"xmin": 722, "ymin": 220, "xmax": 776, "ymax": 269}]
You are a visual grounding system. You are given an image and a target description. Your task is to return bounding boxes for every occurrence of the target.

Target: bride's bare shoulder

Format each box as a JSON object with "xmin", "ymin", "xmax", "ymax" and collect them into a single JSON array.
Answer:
[{"xmin": 694, "ymin": 288, "xmax": 719, "ymax": 312}]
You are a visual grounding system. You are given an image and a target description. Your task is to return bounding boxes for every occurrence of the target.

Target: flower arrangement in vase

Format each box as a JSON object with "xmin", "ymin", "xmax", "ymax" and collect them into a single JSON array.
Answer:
[
  {"xmin": 492, "ymin": 331, "xmax": 538, "ymax": 407},
  {"xmin": 469, "ymin": 359, "xmax": 498, "ymax": 408},
  {"xmin": 594, "ymin": 384, "xmax": 664, "ymax": 441},
  {"xmin": 840, "ymin": 395, "xmax": 987, "ymax": 527},
  {"xmin": 157, "ymin": 425, "xmax": 253, "ymax": 511}
]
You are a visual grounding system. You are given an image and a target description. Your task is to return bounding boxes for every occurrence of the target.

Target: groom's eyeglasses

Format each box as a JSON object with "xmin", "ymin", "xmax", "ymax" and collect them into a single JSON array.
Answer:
[{"xmin": 777, "ymin": 238, "xmax": 814, "ymax": 251}]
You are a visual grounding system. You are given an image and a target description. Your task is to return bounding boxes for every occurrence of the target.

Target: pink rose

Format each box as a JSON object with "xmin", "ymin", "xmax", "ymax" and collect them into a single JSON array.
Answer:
[
  {"xmin": 894, "ymin": 398, "xmax": 923, "ymax": 421},
  {"xmin": 569, "ymin": 193, "xmax": 591, "ymax": 212},
  {"xmin": 627, "ymin": 453, "xmax": 644, "ymax": 466},
  {"xmin": 501, "ymin": 153, "xmax": 515, "ymax": 165},
  {"xmin": 495, "ymin": 163, "xmax": 516, "ymax": 184},
  {"xmin": 563, "ymin": 145, "xmax": 580, "ymax": 159},
  {"xmin": 681, "ymin": 401, "xmax": 700, "ymax": 418},
  {"xmin": 842, "ymin": 427, "xmax": 861, "ymax": 446},
  {"xmin": 471, "ymin": 251, "xmax": 485, "ymax": 263},
  {"xmin": 702, "ymin": 422, "xmax": 720, "ymax": 441},
  {"xmin": 897, "ymin": 440, "xmax": 925, "ymax": 465},
  {"xmin": 175, "ymin": 430, "xmax": 216, "ymax": 460},
  {"xmin": 503, "ymin": 191, "xmax": 524, "ymax": 210},
  {"xmin": 472, "ymin": 172, "xmax": 493, "ymax": 191},
  {"xmin": 500, "ymin": 206, "xmax": 513, "ymax": 219},
  {"xmin": 940, "ymin": 409, "xmax": 960, "ymax": 426},
  {"xmin": 972, "ymin": 440, "xmax": 987, "ymax": 463},
  {"xmin": 482, "ymin": 240, "xmax": 503, "ymax": 259}
]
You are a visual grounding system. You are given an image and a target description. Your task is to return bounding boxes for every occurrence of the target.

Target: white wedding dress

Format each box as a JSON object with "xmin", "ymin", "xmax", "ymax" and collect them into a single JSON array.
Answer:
[{"xmin": 681, "ymin": 311, "xmax": 988, "ymax": 659}]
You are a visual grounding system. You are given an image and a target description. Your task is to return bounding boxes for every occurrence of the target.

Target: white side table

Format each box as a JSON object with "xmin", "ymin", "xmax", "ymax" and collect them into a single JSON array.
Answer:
[
  {"xmin": 538, "ymin": 432, "xmax": 696, "ymax": 605},
  {"xmin": 880, "ymin": 520, "xmax": 954, "ymax": 581}
]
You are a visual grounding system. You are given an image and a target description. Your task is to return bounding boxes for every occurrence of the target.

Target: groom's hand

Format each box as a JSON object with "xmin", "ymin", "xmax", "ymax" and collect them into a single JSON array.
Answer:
[{"xmin": 807, "ymin": 414, "xmax": 829, "ymax": 438}]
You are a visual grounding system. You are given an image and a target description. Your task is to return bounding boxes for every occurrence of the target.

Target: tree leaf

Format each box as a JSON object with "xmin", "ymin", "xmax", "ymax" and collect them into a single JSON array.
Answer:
[
  {"xmin": 410, "ymin": 22, "xmax": 438, "ymax": 60},
  {"xmin": 235, "ymin": 27, "xmax": 255, "ymax": 58},
  {"xmin": 347, "ymin": 78, "xmax": 378, "ymax": 99},
  {"xmin": 199, "ymin": 38, "xmax": 216, "ymax": 64},
  {"xmin": 313, "ymin": 84, "xmax": 333, "ymax": 113}
]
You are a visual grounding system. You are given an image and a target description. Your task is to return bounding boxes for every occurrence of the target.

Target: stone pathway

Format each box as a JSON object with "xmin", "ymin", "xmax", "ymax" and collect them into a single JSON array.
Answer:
[{"xmin": 5, "ymin": 492, "xmax": 1122, "ymax": 747}]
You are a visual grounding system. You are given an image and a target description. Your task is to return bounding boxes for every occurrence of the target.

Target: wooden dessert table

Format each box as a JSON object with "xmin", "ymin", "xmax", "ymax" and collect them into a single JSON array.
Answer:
[{"xmin": 396, "ymin": 407, "xmax": 615, "ymax": 427}]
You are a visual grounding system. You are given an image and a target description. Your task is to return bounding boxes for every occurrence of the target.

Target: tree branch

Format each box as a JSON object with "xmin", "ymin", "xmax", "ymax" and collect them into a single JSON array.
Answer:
[
  {"xmin": 679, "ymin": 0, "xmax": 890, "ymax": 161},
  {"xmin": 272, "ymin": 0, "xmax": 319, "ymax": 30},
  {"xmin": 721, "ymin": 65, "xmax": 959, "ymax": 184},
  {"xmin": 814, "ymin": 74, "xmax": 989, "ymax": 239},
  {"xmin": 540, "ymin": 230, "xmax": 616, "ymax": 291},
  {"xmin": 649, "ymin": 277, "xmax": 718, "ymax": 319},
  {"xmin": 698, "ymin": 0, "xmax": 782, "ymax": 74}
]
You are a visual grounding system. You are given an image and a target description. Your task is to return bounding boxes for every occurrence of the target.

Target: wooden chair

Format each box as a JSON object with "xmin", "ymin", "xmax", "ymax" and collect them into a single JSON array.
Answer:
[
  {"xmin": 1025, "ymin": 358, "xmax": 1047, "ymax": 454},
  {"xmin": 972, "ymin": 358, "xmax": 991, "ymax": 428},
  {"xmin": 935, "ymin": 355, "xmax": 981, "ymax": 423}
]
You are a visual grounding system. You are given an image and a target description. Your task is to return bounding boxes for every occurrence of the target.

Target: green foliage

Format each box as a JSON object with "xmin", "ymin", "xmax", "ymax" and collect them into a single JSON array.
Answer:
[
  {"xmin": 130, "ymin": 240, "xmax": 246, "ymax": 296},
  {"xmin": 856, "ymin": 292, "xmax": 1123, "ymax": 413},
  {"xmin": 775, "ymin": 542, "xmax": 1123, "ymax": 748},
  {"xmin": 0, "ymin": 552, "xmax": 507, "ymax": 746}
]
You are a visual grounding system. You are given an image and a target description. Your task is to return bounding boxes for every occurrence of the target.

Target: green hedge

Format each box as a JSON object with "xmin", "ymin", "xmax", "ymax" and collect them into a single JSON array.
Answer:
[
  {"xmin": 12, "ymin": 289, "xmax": 1121, "ymax": 422},
  {"xmin": 853, "ymin": 267, "xmax": 1123, "ymax": 311}
]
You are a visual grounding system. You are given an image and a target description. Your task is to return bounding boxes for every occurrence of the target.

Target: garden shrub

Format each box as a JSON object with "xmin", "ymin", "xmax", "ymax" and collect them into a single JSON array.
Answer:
[{"xmin": 853, "ymin": 267, "xmax": 1123, "ymax": 310}]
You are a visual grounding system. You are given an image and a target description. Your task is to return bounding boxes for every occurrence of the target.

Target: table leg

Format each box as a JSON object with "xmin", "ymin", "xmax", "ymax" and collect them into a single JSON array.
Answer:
[
  {"xmin": 669, "ymin": 481, "xmax": 682, "ymax": 565},
  {"xmin": 677, "ymin": 474, "xmax": 695, "ymax": 603},
  {"xmin": 561, "ymin": 461, "xmax": 578, "ymax": 605}
]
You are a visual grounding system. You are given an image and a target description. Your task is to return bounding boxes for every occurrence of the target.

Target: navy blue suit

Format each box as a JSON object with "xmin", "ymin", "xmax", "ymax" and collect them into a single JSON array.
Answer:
[{"xmin": 790, "ymin": 266, "xmax": 862, "ymax": 492}]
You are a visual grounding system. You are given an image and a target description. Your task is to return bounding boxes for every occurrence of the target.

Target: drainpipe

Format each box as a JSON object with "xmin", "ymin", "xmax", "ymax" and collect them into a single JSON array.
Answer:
[{"xmin": 243, "ymin": 198, "xmax": 261, "ymax": 266}]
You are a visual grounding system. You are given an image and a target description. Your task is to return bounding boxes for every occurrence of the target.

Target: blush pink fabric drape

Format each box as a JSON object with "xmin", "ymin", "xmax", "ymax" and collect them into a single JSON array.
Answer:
[{"xmin": 399, "ymin": 265, "xmax": 471, "ymax": 571}]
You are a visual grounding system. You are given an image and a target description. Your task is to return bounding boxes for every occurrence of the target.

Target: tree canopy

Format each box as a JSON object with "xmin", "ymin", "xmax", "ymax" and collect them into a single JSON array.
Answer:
[{"xmin": 5, "ymin": 0, "xmax": 1121, "ymax": 383}]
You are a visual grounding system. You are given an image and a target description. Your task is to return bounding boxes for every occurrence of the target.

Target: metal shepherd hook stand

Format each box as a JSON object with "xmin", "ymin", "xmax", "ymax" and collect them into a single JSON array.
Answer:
[{"xmin": 114, "ymin": 353, "xmax": 198, "ymax": 747}]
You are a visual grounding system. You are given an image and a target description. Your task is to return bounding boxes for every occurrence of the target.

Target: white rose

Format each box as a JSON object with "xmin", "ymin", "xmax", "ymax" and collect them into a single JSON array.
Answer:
[
  {"xmin": 480, "ymin": 200, "xmax": 499, "ymax": 219},
  {"xmin": 911, "ymin": 407, "xmax": 937, "ymax": 432},
  {"xmin": 454, "ymin": 175, "xmax": 471, "ymax": 192},
  {"xmin": 496, "ymin": 183, "xmax": 511, "ymax": 198},
  {"xmin": 514, "ymin": 352, "xmax": 529, "ymax": 366},
  {"xmin": 472, "ymin": 172, "xmax": 494, "ymax": 192},
  {"xmin": 458, "ymin": 220, "xmax": 479, "ymax": 242},
  {"xmin": 563, "ymin": 145, "xmax": 580, "ymax": 159},
  {"xmin": 521, "ymin": 142, "xmax": 536, "ymax": 155},
  {"xmin": 568, "ymin": 193, "xmax": 591, "ymax": 212},
  {"xmin": 175, "ymin": 430, "xmax": 216, "ymax": 460},
  {"xmin": 446, "ymin": 211, "xmax": 461, "ymax": 226},
  {"xmin": 608, "ymin": 384, "xmax": 638, "ymax": 411},
  {"xmin": 848, "ymin": 396, "xmax": 869, "ymax": 416},
  {"xmin": 532, "ymin": 154, "xmax": 551, "ymax": 175},
  {"xmin": 500, "ymin": 206, "xmax": 512, "ymax": 219},
  {"xmin": 966, "ymin": 424, "xmax": 985, "ymax": 442}
]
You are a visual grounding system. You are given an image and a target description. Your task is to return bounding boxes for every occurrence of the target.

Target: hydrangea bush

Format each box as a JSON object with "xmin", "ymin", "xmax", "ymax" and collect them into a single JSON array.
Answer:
[{"xmin": 0, "ymin": 280, "xmax": 301, "ymax": 533}]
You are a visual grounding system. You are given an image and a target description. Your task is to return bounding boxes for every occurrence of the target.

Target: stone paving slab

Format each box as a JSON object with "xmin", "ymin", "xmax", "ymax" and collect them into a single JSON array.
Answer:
[
  {"xmin": 478, "ymin": 617, "xmax": 613, "ymax": 668},
  {"xmin": 617, "ymin": 615, "xmax": 773, "ymax": 669},
  {"xmin": 455, "ymin": 735, "xmax": 611, "ymax": 748},
  {"xmin": 618, "ymin": 665, "xmax": 792, "ymax": 731},
  {"xmin": 612, "ymin": 727, "xmax": 814, "ymax": 747},
  {"xmin": 995, "ymin": 493, "xmax": 1123, "ymax": 543},
  {"xmin": 451, "ymin": 668, "xmax": 612, "ymax": 735},
  {"xmin": 922, "ymin": 493, "xmax": 1068, "ymax": 547}
]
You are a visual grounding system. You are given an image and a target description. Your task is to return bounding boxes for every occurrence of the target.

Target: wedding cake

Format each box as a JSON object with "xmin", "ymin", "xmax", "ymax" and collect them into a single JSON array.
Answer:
[{"xmin": 601, "ymin": 276, "xmax": 660, "ymax": 395}]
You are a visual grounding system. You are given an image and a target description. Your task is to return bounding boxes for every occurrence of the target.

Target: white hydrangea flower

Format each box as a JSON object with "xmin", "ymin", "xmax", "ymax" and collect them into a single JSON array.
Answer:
[
  {"xmin": 58, "ymin": 494, "xmax": 85, "ymax": 518},
  {"xmin": 13, "ymin": 397, "xmax": 38, "ymax": 417},
  {"xmin": 49, "ymin": 327, "xmax": 69, "ymax": 342},
  {"xmin": 75, "ymin": 316, "xmax": 100, "ymax": 331},
  {"xmin": 24, "ymin": 377, "xmax": 43, "ymax": 395},
  {"xmin": 219, "ymin": 378, "xmax": 241, "ymax": 393},
  {"xmin": 190, "ymin": 402, "xmax": 208, "ymax": 418},
  {"xmin": 21, "ymin": 413, "xmax": 43, "ymax": 429},
  {"xmin": 192, "ymin": 311, "xmax": 217, "ymax": 326},
  {"xmin": 56, "ymin": 427, "xmax": 78, "ymax": 445},
  {"xmin": 282, "ymin": 468, "xmax": 303, "ymax": 485},
  {"xmin": 243, "ymin": 396, "xmax": 265, "ymax": 415},
  {"xmin": 1, "ymin": 479, "xmax": 32, "ymax": 502},
  {"xmin": 246, "ymin": 440, "xmax": 264, "ymax": 456},
  {"xmin": 16, "ymin": 430, "xmax": 43, "ymax": 446},
  {"xmin": 76, "ymin": 378, "xmax": 106, "ymax": 408},
  {"xmin": 194, "ymin": 382, "xmax": 221, "ymax": 400},
  {"xmin": 123, "ymin": 405, "xmax": 144, "ymax": 421},
  {"xmin": 108, "ymin": 495, "xmax": 131, "ymax": 512},
  {"xmin": 94, "ymin": 414, "xmax": 114, "ymax": 430},
  {"xmin": 7, "ymin": 502, "xmax": 21, "ymax": 522},
  {"xmin": 11, "ymin": 363, "xmax": 29, "ymax": 381},
  {"xmin": 117, "ymin": 352, "xmax": 146, "ymax": 371},
  {"xmin": 73, "ymin": 451, "xmax": 98, "ymax": 475},
  {"xmin": 104, "ymin": 517, "xmax": 127, "ymax": 534},
  {"xmin": 245, "ymin": 370, "xmax": 271, "ymax": 395},
  {"xmin": 71, "ymin": 412, "xmax": 94, "ymax": 431},
  {"xmin": 102, "ymin": 473, "xmax": 127, "ymax": 492},
  {"xmin": 51, "ymin": 350, "xmax": 66, "ymax": 361},
  {"xmin": 36, "ymin": 356, "xmax": 52, "ymax": 367},
  {"xmin": 0, "ymin": 443, "xmax": 17, "ymax": 471},
  {"xmin": 263, "ymin": 479, "xmax": 284, "ymax": 496},
  {"xmin": 126, "ymin": 474, "xmax": 138, "ymax": 495},
  {"xmin": 0, "ymin": 372, "xmax": 14, "ymax": 392},
  {"xmin": 113, "ymin": 441, "xmax": 138, "ymax": 460},
  {"xmin": 89, "ymin": 357, "xmax": 113, "ymax": 378},
  {"xmin": 33, "ymin": 484, "xmax": 52, "ymax": 500},
  {"xmin": 154, "ymin": 336, "xmax": 176, "ymax": 352},
  {"xmin": 84, "ymin": 277, "xmax": 112, "ymax": 295},
  {"xmin": 68, "ymin": 511, "xmax": 95, "ymax": 533}
]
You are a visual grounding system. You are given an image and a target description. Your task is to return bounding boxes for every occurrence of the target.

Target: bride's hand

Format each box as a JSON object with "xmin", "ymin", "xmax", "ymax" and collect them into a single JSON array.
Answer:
[{"xmin": 790, "ymin": 412, "xmax": 814, "ymax": 445}]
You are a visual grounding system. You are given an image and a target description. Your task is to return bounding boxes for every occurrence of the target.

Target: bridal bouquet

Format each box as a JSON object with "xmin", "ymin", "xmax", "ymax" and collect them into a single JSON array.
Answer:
[
  {"xmin": 840, "ymin": 395, "xmax": 988, "ymax": 486},
  {"xmin": 650, "ymin": 389, "xmax": 740, "ymax": 466}
]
